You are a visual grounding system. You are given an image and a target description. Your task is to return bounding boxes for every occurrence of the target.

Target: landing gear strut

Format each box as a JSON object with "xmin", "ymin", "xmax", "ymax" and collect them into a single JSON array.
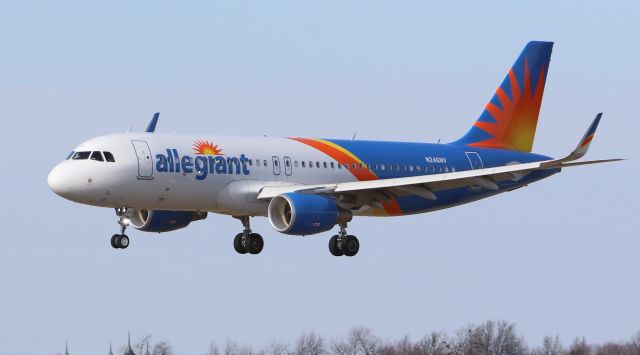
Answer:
[
  {"xmin": 233, "ymin": 216, "xmax": 263, "ymax": 255},
  {"xmin": 329, "ymin": 223, "xmax": 359, "ymax": 257},
  {"xmin": 111, "ymin": 207, "xmax": 130, "ymax": 249}
]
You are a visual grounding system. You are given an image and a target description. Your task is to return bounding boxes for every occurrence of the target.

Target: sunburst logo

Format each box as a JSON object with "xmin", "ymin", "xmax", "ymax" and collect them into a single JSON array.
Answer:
[{"xmin": 193, "ymin": 140, "xmax": 224, "ymax": 155}]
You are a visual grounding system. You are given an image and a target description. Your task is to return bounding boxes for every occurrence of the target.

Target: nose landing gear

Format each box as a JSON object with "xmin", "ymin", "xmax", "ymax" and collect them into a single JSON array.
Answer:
[
  {"xmin": 112, "ymin": 208, "xmax": 130, "ymax": 249},
  {"xmin": 233, "ymin": 216, "xmax": 264, "ymax": 255},
  {"xmin": 329, "ymin": 223, "xmax": 359, "ymax": 257}
]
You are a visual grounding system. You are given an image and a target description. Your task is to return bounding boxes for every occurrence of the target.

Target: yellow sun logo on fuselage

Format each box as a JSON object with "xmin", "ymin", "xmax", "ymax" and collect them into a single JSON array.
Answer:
[{"xmin": 193, "ymin": 140, "xmax": 224, "ymax": 155}]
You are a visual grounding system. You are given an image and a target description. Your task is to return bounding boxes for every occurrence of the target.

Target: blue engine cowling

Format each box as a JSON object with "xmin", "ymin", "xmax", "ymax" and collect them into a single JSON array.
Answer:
[
  {"xmin": 128, "ymin": 209, "xmax": 207, "ymax": 233},
  {"xmin": 268, "ymin": 193, "xmax": 352, "ymax": 236}
]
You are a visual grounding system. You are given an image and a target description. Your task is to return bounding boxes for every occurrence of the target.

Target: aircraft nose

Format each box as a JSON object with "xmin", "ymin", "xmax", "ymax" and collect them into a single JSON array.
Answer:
[{"xmin": 47, "ymin": 163, "xmax": 71, "ymax": 197}]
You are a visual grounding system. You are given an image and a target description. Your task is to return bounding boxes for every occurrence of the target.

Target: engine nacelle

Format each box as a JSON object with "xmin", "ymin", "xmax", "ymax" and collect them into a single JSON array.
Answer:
[
  {"xmin": 128, "ymin": 209, "xmax": 207, "ymax": 233},
  {"xmin": 268, "ymin": 193, "xmax": 352, "ymax": 236}
]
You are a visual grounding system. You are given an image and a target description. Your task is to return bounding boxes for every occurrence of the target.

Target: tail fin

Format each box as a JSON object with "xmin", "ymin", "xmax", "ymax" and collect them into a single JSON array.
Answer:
[{"xmin": 452, "ymin": 41, "xmax": 553, "ymax": 152}]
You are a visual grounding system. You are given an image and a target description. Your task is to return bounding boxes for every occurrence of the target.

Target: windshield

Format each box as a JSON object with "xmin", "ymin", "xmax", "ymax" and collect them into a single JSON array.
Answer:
[
  {"xmin": 103, "ymin": 151, "xmax": 115, "ymax": 162},
  {"xmin": 71, "ymin": 151, "xmax": 91, "ymax": 160}
]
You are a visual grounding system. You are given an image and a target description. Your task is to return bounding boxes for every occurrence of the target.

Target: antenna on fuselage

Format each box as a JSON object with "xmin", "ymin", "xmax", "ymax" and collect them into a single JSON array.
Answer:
[
  {"xmin": 126, "ymin": 124, "xmax": 133, "ymax": 132},
  {"xmin": 351, "ymin": 131, "xmax": 357, "ymax": 140},
  {"xmin": 145, "ymin": 112, "xmax": 160, "ymax": 133}
]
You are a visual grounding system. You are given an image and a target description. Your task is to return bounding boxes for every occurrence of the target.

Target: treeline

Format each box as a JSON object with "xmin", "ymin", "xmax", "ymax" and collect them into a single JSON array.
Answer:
[{"xmin": 107, "ymin": 321, "xmax": 640, "ymax": 355}]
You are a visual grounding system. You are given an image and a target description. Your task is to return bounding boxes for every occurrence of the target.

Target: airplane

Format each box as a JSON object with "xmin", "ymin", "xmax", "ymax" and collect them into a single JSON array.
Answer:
[{"xmin": 47, "ymin": 41, "xmax": 620, "ymax": 256}]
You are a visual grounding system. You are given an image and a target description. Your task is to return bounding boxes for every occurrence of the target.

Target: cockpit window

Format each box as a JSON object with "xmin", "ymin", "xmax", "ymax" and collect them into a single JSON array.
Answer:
[
  {"xmin": 103, "ymin": 151, "xmax": 115, "ymax": 162},
  {"xmin": 66, "ymin": 151, "xmax": 75, "ymax": 160},
  {"xmin": 90, "ymin": 151, "xmax": 104, "ymax": 162},
  {"xmin": 72, "ymin": 151, "xmax": 91, "ymax": 160}
]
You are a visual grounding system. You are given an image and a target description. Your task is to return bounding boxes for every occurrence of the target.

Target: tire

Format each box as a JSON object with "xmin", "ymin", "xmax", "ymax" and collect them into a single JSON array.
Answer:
[
  {"xmin": 113, "ymin": 235, "xmax": 122, "ymax": 249},
  {"xmin": 248, "ymin": 233, "xmax": 264, "ymax": 255},
  {"xmin": 343, "ymin": 235, "xmax": 359, "ymax": 257},
  {"xmin": 233, "ymin": 233, "xmax": 248, "ymax": 254},
  {"xmin": 119, "ymin": 234, "xmax": 130, "ymax": 249},
  {"xmin": 328, "ymin": 235, "xmax": 344, "ymax": 256},
  {"xmin": 111, "ymin": 234, "xmax": 120, "ymax": 249}
]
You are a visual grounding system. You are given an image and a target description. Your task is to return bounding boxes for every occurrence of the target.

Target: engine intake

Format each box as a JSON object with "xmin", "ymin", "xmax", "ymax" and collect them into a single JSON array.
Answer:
[
  {"xmin": 268, "ymin": 193, "xmax": 352, "ymax": 236},
  {"xmin": 128, "ymin": 209, "xmax": 207, "ymax": 233}
]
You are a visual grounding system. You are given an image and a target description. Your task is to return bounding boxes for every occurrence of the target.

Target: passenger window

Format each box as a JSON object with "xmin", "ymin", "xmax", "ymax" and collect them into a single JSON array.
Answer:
[
  {"xmin": 380, "ymin": 164, "xmax": 386, "ymax": 171},
  {"xmin": 285, "ymin": 160, "xmax": 290, "ymax": 167},
  {"xmin": 66, "ymin": 151, "xmax": 75, "ymax": 160},
  {"xmin": 409, "ymin": 165, "xmax": 414, "ymax": 172},
  {"xmin": 416, "ymin": 165, "xmax": 421, "ymax": 172},
  {"xmin": 323, "ymin": 162, "xmax": 327, "ymax": 169},
  {"xmin": 263, "ymin": 160, "xmax": 268, "ymax": 166},
  {"xmin": 444, "ymin": 166, "xmax": 449, "ymax": 172},
  {"xmin": 72, "ymin": 151, "xmax": 91, "ymax": 160},
  {"xmin": 430, "ymin": 166, "xmax": 435, "ymax": 172},
  {"xmin": 309, "ymin": 161, "xmax": 313, "ymax": 168},
  {"xmin": 451, "ymin": 166, "xmax": 456, "ymax": 172},
  {"xmin": 103, "ymin": 151, "xmax": 116, "ymax": 162},
  {"xmin": 302, "ymin": 161, "xmax": 306, "ymax": 168},
  {"xmin": 248, "ymin": 159, "xmax": 253, "ymax": 167},
  {"xmin": 359, "ymin": 163, "xmax": 363, "ymax": 170},
  {"xmin": 257, "ymin": 160, "xmax": 261, "ymax": 167},
  {"xmin": 338, "ymin": 163, "xmax": 342, "ymax": 169},
  {"xmin": 316, "ymin": 161, "xmax": 320, "ymax": 168},
  {"xmin": 330, "ymin": 162, "xmax": 335, "ymax": 169},
  {"xmin": 294, "ymin": 161, "xmax": 299, "ymax": 168}
]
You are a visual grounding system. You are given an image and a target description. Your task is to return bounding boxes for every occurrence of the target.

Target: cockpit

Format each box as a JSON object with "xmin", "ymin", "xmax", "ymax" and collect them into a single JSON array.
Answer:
[{"xmin": 67, "ymin": 151, "xmax": 116, "ymax": 162}]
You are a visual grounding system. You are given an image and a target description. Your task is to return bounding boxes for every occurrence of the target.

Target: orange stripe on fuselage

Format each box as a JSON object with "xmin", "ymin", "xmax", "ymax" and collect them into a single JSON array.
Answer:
[
  {"xmin": 289, "ymin": 137, "xmax": 404, "ymax": 216},
  {"xmin": 289, "ymin": 137, "xmax": 378, "ymax": 181}
]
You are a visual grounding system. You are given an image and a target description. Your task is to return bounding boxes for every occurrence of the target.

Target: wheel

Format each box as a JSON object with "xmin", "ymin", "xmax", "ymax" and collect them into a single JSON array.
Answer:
[
  {"xmin": 111, "ymin": 234, "xmax": 120, "ymax": 249},
  {"xmin": 118, "ymin": 234, "xmax": 130, "ymax": 249},
  {"xmin": 113, "ymin": 235, "xmax": 122, "ymax": 249},
  {"xmin": 328, "ymin": 235, "xmax": 344, "ymax": 256},
  {"xmin": 247, "ymin": 233, "xmax": 264, "ymax": 254},
  {"xmin": 233, "ymin": 233, "xmax": 248, "ymax": 254},
  {"xmin": 343, "ymin": 235, "xmax": 359, "ymax": 257}
]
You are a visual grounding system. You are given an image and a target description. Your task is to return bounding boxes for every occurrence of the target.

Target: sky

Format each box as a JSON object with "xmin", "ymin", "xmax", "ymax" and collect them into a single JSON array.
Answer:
[{"xmin": 1, "ymin": 0, "xmax": 639, "ymax": 353}]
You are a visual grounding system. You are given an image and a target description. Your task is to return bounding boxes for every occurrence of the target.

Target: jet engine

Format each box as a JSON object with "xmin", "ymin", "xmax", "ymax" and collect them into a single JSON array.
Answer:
[
  {"xmin": 128, "ymin": 209, "xmax": 207, "ymax": 233},
  {"xmin": 268, "ymin": 193, "xmax": 352, "ymax": 236}
]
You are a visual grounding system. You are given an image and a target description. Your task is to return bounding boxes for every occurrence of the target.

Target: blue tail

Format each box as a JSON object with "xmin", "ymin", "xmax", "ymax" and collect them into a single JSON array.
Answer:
[{"xmin": 452, "ymin": 41, "xmax": 553, "ymax": 152}]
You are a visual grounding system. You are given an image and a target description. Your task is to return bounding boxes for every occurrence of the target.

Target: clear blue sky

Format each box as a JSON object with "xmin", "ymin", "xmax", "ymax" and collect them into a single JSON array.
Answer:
[{"xmin": 1, "ymin": 1, "xmax": 638, "ymax": 353}]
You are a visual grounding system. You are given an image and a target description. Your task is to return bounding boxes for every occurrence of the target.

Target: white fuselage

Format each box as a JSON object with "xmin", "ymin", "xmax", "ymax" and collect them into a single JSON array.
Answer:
[{"xmin": 48, "ymin": 133, "xmax": 363, "ymax": 216}]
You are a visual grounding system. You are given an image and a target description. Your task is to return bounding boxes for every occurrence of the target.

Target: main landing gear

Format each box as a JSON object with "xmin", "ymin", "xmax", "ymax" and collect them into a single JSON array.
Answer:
[
  {"xmin": 111, "ymin": 207, "xmax": 130, "ymax": 249},
  {"xmin": 328, "ymin": 223, "xmax": 359, "ymax": 257},
  {"xmin": 233, "ymin": 216, "xmax": 264, "ymax": 255}
]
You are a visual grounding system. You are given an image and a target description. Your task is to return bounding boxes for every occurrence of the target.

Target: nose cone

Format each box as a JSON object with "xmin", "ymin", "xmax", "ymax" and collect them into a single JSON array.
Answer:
[{"xmin": 48, "ymin": 163, "xmax": 71, "ymax": 198}]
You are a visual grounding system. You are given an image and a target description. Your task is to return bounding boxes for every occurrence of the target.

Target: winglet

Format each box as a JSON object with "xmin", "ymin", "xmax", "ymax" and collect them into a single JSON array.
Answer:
[
  {"xmin": 573, "ymin": 113, "xmax": 601, "ymax": 157},
  {"xmin": 550, "ymin": 113, "xmax": 604, "ymax": 164},
  {"xmin": 145, "ymin": 112, "xmax": 160, "ymax": 133}
]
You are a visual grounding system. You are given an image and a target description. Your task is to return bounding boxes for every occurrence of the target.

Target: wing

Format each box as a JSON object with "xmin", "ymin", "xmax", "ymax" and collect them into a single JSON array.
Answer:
[{"xmin": 257, "ymin": 114, "xmax": 622, "ymax": 207}]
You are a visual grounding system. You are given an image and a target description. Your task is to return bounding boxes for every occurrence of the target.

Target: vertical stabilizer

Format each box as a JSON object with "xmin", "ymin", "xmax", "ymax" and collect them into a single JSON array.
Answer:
[{"xmin": 452, "ymin": 41, "xmax": 553, "ymax": 152}]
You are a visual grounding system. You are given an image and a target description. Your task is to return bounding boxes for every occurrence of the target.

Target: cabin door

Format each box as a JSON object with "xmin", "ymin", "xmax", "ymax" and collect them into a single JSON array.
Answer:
[
  {"xmin": 465, "ymin": 152, "xmax": 484, "ymax": 170},
  {"xmin": 132, "ymin": 140, "xmax": 154, "ymax": 179}
]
